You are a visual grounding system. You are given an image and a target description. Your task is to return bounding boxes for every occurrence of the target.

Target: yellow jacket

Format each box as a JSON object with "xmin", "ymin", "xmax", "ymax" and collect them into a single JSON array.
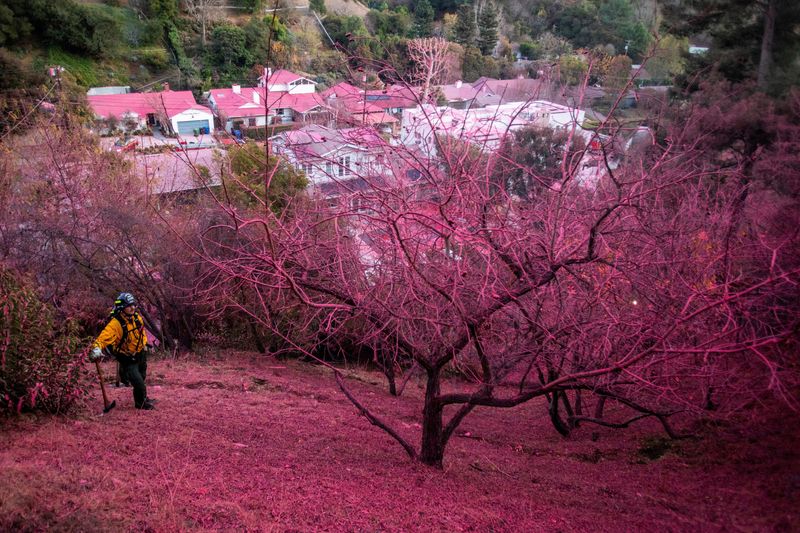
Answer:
[{"xmin": 93, "ymin": 312, "xmax": 148, "ymax": 357}]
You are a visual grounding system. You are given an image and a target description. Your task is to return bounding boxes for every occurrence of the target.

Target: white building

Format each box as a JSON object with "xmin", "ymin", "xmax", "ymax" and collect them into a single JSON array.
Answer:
[
  {"xmin": 270, "ymin": 124, "xmax": 391, "ymax": 188},
  {"xmin": 400, "ymin": 101, "xmax": 587, "ymax": 158},
  {"xmin": 257, "ymin": 68, "xmax": 317, "ymax": 94}
]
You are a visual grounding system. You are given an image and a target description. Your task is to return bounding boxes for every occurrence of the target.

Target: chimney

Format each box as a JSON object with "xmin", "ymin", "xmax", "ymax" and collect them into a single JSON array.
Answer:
[
  {"xmin": 253, "ymin": 91, "xmax": 260, "ymax": 105},
  {"xmin": 163, "ymin": 82, "xmax": 170, "ymax": 92},
  {"xmin": 232, "ymin": 84, "xmax": 241, "ymax": 94},
  {"xmin": 455, "ymin": 80, "xmax": 462, "ymax": 89}
]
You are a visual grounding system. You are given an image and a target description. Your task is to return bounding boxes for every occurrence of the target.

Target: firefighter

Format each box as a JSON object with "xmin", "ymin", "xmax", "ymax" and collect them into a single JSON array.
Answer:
[{"xmin": 90, "ymin": 292, "xmax": 155, "ymax": 410}]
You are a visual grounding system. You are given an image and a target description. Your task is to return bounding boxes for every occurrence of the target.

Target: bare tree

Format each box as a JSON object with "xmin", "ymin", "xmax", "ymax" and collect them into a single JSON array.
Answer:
[
  {"xmin": 183, "ymin": 0, "xmax": 224, "ymax": 46},
  {"xmin": 407, "ymin": 37, "xmax": 453, "ymax": 103},
  {"xmin": 192, "ymin": 77, "xmax": 800, "ymax": 466}
]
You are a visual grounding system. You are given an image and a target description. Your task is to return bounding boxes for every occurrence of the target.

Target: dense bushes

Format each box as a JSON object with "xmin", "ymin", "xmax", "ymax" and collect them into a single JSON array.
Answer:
[
  {"xmin": 0, "ymin": 268, "xmax": 89, "ymax": 416},
  {"xmin": 0, "ymin": 0, "xmax": 122, "ymax": 58}
]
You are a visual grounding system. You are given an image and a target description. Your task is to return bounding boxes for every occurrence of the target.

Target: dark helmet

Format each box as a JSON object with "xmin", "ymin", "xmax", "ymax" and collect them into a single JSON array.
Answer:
[{"xmin": 113, "ymin": 292, "xmax": 137, "ymax": 313}]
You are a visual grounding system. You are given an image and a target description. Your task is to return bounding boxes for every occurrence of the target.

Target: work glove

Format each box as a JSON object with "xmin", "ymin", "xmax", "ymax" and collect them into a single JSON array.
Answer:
[{"xmin": 89, "ymin": 347, "xmax": 103, "ymax": 361}]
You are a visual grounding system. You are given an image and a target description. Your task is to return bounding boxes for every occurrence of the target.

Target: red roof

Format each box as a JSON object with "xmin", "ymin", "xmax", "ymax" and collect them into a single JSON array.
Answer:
[
  {"xmin": 323, "ymin": 83, "xmax": 418, "ymax": 111},
  {"xmin": 258, "ymin": 68, "xmax": 315, "ymax": 87},
  {"xmin": 209, "ymin": 87, "xmax": 325, "ymax": 118},
  {"xmin": 87, "ymin": 90, "xmax": 208, "ymax": 119},
  {"xmin": 321, "ymin": 82, "xmax": 362, "ymax": 99}
]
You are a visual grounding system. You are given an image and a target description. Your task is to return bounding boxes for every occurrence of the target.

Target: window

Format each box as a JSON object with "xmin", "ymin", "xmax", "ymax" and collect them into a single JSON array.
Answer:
[
  {"xmin": 248, "ymin": 118, "xmax": 256, "ymax": 127},
  {"xmin": 301, "ymin": 163, "xmax": 313, "ymax": 176},
  {"xmin": 337, "ymin": 156, "xmax": 351, "ymax": 176},
  {"xmin": 325, "ymin": 162, "xmax": 334, "ymax": 175},
  {"xmin": 350, "ymin": 196, "xmax": 363, "ymax": 211},
  {"xmin": 406, "ymin": 169, "xmax": 421, "ymax": 180}
]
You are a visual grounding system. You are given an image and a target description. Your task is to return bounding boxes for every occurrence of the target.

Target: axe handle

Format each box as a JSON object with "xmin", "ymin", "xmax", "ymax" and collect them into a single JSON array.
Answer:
[{"xmin": 94, "ymin": 360, "xmax": 112, "ymax": 409}]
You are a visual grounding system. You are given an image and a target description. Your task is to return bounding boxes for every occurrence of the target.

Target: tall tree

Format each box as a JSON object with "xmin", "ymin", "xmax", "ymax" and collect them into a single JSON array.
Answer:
[
  {"xmin": 476, "ymin": 1, "xmax": 498, "ymax": 55},
  {"xmin": 452, "ymin": 2, "xmax": 476, "ymax": 46},
  {"xmin": 407, "ymin": 37, "xmax": 452, "ymax": 101},
  {"xmin": 662, "ymin": 0, "xmax": 800, "ymax": 93},
  {"xmin": 413, "ymin": 0, "xmax": 435, "ymax": 37}
]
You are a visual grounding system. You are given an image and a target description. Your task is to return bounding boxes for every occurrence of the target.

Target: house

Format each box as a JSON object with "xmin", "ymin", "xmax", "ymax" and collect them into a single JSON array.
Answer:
[
  {"xmin": 438, "ymin": 80, "xmax": 480, "ymax": 109},
  {"xmin": 321, "ymin": 84, "xmax": 399, "ymax": 133},
  {"xmin": 207, "ymin": 85, "xmax": 329, "ymax": 133},
  {"xmin": 322, "ymin": 82, "xmax": 418, "ymax": 116},
  {"xmin": 113, "ymin": 147, "xmax": 223, "ymax": 197},
  {"xmin": 401, "ymin": 101, "xmax": 587, "ymax": 158},
  {"xmin": 472, "ymin": 77, "xmax": 547, "ymax": 105},
  {"xmin": 361, "ymin": 84, "xmax": 419, "ymax": 116},
  {"xmin": 270, "ymin": 124, "xmax": 392, "ymax": 192},
  {"xmin": 257, "ymin": 68, "xmax": 317, "ymax": 94},
  {"xmin": 438, "ymin": 77, "xmax": 547, "ymax": 109},
  {"xmin": 87, "ymin": 86, "xmax": 214, "ymax": 135},
  {"xmin": 327, "ymin": 97, "xmax": 399, "ymax": 133}
]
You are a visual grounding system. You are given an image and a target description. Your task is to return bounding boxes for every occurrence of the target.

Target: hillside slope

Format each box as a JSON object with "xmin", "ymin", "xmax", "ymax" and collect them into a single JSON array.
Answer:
[{"xmin": 0, "ymin": 352, "xmax": 797, "ymax": 531}]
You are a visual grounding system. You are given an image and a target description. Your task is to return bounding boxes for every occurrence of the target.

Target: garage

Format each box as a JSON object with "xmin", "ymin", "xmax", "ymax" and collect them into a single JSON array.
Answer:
[{"xmin": 176, "ymin": 118, "xmax": 211, "ymax": 135}]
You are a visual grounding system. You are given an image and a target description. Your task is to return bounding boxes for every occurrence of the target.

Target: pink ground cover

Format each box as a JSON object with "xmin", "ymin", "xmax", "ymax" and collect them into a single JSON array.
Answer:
[{"xmin": 1, "ymin": 351, "xmax": 797, "ymax": 531}]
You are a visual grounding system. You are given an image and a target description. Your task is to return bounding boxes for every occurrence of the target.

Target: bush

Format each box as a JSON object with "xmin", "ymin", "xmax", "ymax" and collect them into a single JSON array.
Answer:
[
  {"xmin": 0, "ymin": 268, "xmax": 89, "ymax": 416},
  {"xmin": 137, "ymin": 47, "xmax": 170, "ymax": 70},
  {"xmin": 518, "ymin": 41, "xmax": 541, "ymax": 60}
]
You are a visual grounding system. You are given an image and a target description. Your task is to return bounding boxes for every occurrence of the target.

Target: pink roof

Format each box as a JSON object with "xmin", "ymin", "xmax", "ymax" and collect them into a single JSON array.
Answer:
[
  {"xmin": 265, "ymin": 68, "xmax": 311, "ymax": 86},
  {"xmin": 209, "ymin": 87, "xmax": 325, "ymax": 118},
  {"xmin": 278, "ymin": 124, "xmax": 388, "ymax": 158},
  {"xmin": 440, "ymin": 83, "xmax": 479, "ymax": 102},
  {"xmin": 129, "ymin": 148, "xmax": 222, "ymax": 194},
  {"xmin": 361, "ymin": 111, "xmax": 398, "ymax": 125},
  {"xmin": 321, "ymin": 82, "xmax": 362, "ymax": 99},
  {"xmin": 288, "ymin": 92, "xmax": 326, "ymax": 113},
  {"xmin": 88, "ymin": 90, "xmax": 207, "ymax": 119},
  {"xmin": 323, "ymin": 82, "xmax": 418, "ymax": 111},
  {"xmin": 257, "ymin": 68, "xmax": 316, "ymax": 88}
]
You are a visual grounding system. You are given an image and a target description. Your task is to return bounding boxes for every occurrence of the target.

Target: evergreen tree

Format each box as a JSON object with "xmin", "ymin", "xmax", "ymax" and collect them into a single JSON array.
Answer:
[
  {"xmin": 663, "ymin": 0, "xmax": 800, "ymax": 93},
  {"xmin": 452, "ymin": 3, "xmax": 476, "ymax": 46},
  {"xmin": 477, "ymin": 2, "xmax": 498, "ymax": 56},
  {"xmin": 413, "ymin": 0, "xmax": 435, "ymax": 38},
  {"xmin": 147, "ymin": 0, "xmax": 179, "ymax": 22}
]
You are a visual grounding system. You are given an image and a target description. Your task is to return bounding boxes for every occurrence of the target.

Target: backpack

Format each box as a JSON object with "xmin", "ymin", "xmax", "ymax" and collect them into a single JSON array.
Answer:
[{"xmin": 107, "ymin": 312, "xmax": 145, "ymax": 357}]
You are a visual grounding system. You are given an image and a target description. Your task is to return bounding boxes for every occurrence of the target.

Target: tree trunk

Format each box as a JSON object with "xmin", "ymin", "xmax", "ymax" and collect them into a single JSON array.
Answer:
[
  {"xmin": 419, "ymin": 366, "xmax": 444, "ymax": 467},
  {"xmin": 594, "ymin": 396, "xmax": 606, "ymax": 419},
  {"xmin": 548, "ymin": 391, "xmax": 571, "ymax": 437},
  {"xmin": 383, "ymin": 355, "xmax": 397, "ymax": 396},
  {"xmin": 757, "ymin": 0, "xmax": 777, "ymax": 90},
  {"xmin": 248, "ymin": 318, "xmax": 266, "ymax": 353}
]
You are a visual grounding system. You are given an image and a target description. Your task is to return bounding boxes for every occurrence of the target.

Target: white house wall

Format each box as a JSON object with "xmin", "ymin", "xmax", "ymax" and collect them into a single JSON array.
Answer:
[
  {"xmin": 170, "ymin": 109, "xmax": 214, "ymax": 133},
  {"xmin": 225, "ymin": 115, "xmax": 268, "ymax": 132}
]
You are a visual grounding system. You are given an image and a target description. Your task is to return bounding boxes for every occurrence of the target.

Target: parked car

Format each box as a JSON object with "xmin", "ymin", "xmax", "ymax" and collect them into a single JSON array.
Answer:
[{"xmin": 113, "ymin": 138, "xmax": 138, "ymax": 152}]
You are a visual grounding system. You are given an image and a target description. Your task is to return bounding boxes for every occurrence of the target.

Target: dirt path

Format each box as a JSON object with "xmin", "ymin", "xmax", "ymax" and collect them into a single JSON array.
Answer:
[{"xmin": 1, "ymin": 352, "xmax": 797, "ymax": 531}]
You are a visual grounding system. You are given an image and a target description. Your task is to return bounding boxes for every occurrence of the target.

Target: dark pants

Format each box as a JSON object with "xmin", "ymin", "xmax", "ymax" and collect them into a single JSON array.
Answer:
[{"xmin": 118, "ymin": 352, "xmax": 148, "ymax": 408}]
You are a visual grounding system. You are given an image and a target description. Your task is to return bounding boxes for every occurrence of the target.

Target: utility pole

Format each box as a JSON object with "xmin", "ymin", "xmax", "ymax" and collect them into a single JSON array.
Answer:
[{"xmin": 362, "ymin": 73, "xmax": 367, "ymax": 126}]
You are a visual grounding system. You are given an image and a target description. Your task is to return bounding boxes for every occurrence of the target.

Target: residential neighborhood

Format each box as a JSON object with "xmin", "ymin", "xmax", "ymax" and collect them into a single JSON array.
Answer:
[
  {"xmin": 85, "ymin": 66, "xmax": 619, "ymax": 198},
  {"xmin": 3, "ymin": 1, "xmax": 798, "ymax": 531}
]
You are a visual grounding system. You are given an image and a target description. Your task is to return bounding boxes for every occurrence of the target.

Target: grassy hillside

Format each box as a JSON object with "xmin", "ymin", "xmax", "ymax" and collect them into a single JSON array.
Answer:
[{"xmin": 1, "ymin": 351, "xmax": 797, "ymax": 530}]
